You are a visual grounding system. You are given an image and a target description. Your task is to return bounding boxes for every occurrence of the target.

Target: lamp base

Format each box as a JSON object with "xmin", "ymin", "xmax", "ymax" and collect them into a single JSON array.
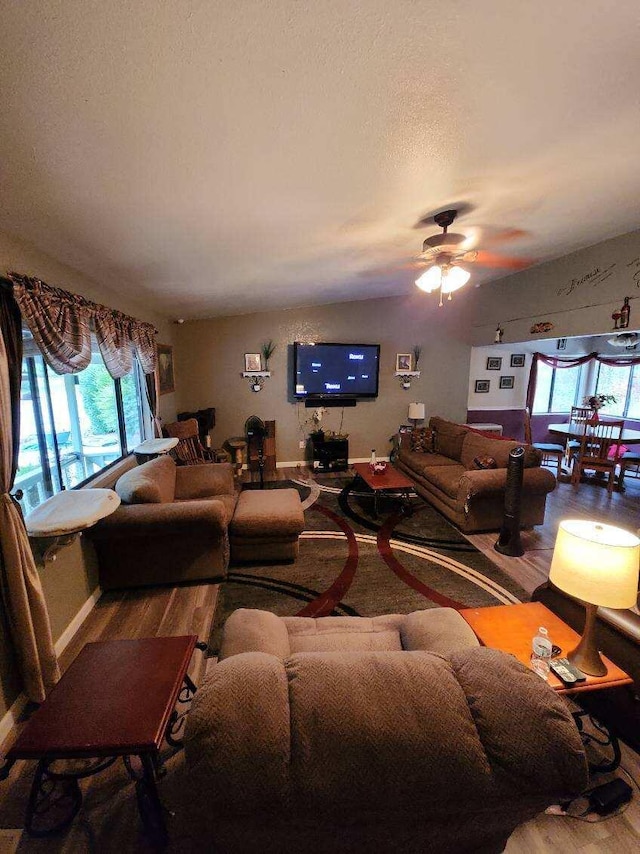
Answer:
[{"xmin": 567, "ymin": 602, "xmax": 607, "ymax": 677}]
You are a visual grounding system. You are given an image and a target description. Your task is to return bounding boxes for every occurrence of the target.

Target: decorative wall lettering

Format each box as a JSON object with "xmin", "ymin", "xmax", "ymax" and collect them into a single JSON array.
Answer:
[
  {"xmin": 626, "ymin": 258, "xmax": 640, "ymax": 289},
  {"xmin": 556, "ymin": 263, "xmax": 616, "ymax": 297}
]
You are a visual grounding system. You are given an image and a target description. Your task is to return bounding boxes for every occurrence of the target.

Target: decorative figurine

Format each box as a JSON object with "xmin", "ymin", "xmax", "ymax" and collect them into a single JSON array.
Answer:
[
  {"xmin": 619, "ymin": 296, "xmax": 631, "ymax": 330},
  {"xmin": 494, "ymin": 325, "xmax": 504, "ymax": 343}
]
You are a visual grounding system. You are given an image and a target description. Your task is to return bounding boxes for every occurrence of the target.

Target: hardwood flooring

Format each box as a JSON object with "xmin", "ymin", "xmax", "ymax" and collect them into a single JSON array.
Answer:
[{"xmin": 0, "ymin": 464, "xmax": 638, "ymax": 851}]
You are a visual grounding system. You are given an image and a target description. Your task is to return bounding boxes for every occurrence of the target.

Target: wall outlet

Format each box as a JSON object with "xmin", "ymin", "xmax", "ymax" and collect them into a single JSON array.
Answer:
[{"xmin": 299, "ymin": 440, "xmax": 306, "ymax": 449}]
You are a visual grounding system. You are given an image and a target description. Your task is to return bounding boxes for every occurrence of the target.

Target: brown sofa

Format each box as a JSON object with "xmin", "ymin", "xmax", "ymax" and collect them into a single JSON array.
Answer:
[
  {"xmin": 395, "ymin": 416, "xmax": 556, "ymax": 532},
  {"xmin": 533, "ymin": 581, "xmax": 640, "ymax": 754},
  {"xmin": 88, "ymin": 455, "xmax": 237, "ymax": 589},
  {"xmin": 175, "ymin": 608, "xmax": 588, "ymax": 854}
]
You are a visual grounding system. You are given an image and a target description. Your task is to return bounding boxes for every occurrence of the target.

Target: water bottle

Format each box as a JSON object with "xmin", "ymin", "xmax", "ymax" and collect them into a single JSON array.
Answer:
[
  {"xmin": 370, "ymin": 449, "xmax": 376, "ymax": 471},
  {"xmin": 531, "ymin": 626, "xmax": 552, "ymax": 679}
]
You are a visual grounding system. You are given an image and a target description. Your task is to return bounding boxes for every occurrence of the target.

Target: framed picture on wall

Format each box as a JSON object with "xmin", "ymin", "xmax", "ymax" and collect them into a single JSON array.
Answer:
[
  {"xmin": 474, "ymin": 379, "xmax": 490, "ymax": 393},
  {"xmin": 557, "ymin": 338, "xmax": 567, "ymax": 351},
  {"xmin": 157, "ymin": 344, "xmax": 175, "ymax": 395},
  {"xmin": 499, "ymin": 375, "xmax": 515, "ymax": 389},
  {"xmin": 510, "ymin": 354, "xmax": 525, "ymax": 368},
  {"xmin": 244, "ymin": 353, "xmax": 262, "ymax": 372},
  {"xmin": 396, "ymin": 353, "xmax": 412, "ymax": 371},
  {"xmin": 486, "ymin": 357, "xmax": 502, "ymax": 370}
]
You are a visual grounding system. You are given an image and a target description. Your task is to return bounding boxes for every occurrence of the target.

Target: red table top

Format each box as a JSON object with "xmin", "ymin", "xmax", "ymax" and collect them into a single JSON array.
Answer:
[
  {"xmin": 352, "ymin": 462, "xmax": 414, "ymax": 491},
  {"xmin": 9, "ymin": 635, "xmax": 197, "ymax": 759}
]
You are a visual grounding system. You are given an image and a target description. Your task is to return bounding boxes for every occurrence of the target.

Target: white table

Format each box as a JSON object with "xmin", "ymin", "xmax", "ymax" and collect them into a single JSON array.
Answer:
[
  {"xmin": 25, "ymin": 489, "xmax": 121, "ymax": 561},
  {"xmin": 464, "ymin": 422, "xmax": 503, "ymax": 435},
  {"xmin": 133, "ymin": 437, "xmax": 179, "ymax": 463}
]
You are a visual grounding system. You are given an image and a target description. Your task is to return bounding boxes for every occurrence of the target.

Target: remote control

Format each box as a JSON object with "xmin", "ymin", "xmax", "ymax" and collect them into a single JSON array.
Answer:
[{"xmin": 550, "ymin": 657, "xmax": 586, "ymax": 683}]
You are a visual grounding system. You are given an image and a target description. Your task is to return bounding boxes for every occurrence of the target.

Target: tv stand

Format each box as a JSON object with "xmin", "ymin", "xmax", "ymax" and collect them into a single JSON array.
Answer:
[{"xmin": 310, "ymin": 435, "xmax": 349, "ymax": 472}]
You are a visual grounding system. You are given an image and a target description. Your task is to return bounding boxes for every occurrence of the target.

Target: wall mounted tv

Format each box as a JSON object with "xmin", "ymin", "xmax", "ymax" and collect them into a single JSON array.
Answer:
[{"xmin": 294, "ymin": 342, "xmax": 380, "ymax": 402}]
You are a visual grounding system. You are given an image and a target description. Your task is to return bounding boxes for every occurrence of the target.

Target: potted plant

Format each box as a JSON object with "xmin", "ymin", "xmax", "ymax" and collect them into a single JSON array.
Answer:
[
  {"xmin": 261, "ymin": 340, "xmax": 276, "ymax": 371},
  {"xmin": 583, "ymin": 393, "xmax": 616, "ymax": 422}
]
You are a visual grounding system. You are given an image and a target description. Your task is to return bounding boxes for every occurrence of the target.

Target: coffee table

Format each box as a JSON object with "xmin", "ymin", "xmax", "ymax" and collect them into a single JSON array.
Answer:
[
  {"xmin": 2, "ymin": 635, "xmax": 199, "ymax": 843},
  {"xmin": 351, "ymin": 462, "xmax": 415, "ymax": 516}
]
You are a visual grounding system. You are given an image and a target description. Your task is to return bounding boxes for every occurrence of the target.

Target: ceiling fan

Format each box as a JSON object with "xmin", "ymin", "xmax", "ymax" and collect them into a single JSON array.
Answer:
[{"xmin": 412, "ymin": 209, "xmax": 532, "ymax": 306}]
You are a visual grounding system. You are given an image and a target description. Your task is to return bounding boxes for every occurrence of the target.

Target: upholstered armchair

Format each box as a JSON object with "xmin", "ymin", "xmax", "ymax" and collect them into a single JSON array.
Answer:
[
  {"xmin": 88, "ymin": 456, "xmax": 237, "ymax": 589},
  {"xmin": 172, "ymin": 608, "xmax": 588, "ymax": 854}
]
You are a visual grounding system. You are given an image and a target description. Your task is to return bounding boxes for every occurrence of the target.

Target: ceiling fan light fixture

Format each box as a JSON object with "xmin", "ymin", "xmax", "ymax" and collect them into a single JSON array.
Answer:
[
  {"xmin": 441, "ymin": 265, "xmax": 470, "ymax": 293},
  {"xmin": 415, "ymin": 265, "xmax": 442, "ymax": 292}
]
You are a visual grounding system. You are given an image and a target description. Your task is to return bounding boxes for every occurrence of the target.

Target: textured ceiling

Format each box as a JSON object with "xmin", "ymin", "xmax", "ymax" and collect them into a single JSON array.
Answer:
[{"xmin": 1, "ymin": 1, "xmax": 639, "ymax": 319}]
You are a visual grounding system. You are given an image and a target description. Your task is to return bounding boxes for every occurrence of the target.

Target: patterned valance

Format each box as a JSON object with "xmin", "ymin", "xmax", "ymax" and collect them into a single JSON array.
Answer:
[{"xmin": 8, "ymin": 273, "xmax": 157, "ymax": 377}]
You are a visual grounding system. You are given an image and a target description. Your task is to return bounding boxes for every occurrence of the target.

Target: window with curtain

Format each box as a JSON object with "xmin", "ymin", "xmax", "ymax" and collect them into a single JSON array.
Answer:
[
  {"xmin": 533, "ymin": 362, "xmax": 583, "ymax": 413},
  {"xmin": 596, "ymin": 362, "xmax": 640, "ymax": 418},
  {"xmin": 16, "ymin": 329, "xmax": 149, "ymax": 514}
]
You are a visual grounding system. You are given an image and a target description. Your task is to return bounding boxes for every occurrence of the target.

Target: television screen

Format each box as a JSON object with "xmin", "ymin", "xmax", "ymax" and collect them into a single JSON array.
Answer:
[{"xmin": 294, "ymin": 342, "xmax": 380, "ymax": 399}]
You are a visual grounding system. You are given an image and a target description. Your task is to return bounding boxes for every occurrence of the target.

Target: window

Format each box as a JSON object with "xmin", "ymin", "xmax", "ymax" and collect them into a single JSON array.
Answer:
[
  {"xmin": 17, "ymin": 331, "xmax": 149, "ymax": 515},
  {"xmin": 533, "ymin": 362, "xmax": 583, "ymax": 413},
  {"xmin": 596, "ymin": 362, "xmax": 640, "ymax": 418}
]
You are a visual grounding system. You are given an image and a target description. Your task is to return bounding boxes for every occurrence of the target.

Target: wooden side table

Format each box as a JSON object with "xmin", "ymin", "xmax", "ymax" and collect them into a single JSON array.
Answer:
[{"xmin": 1, "ymin": 635, "xmax": 199, "ymax": 844}]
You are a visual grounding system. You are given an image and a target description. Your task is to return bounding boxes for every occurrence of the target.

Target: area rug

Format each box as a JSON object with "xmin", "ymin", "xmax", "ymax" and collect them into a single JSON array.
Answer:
[{"xmin": 210, "ymin": 474, "xmax": 528, "ymax": 653}]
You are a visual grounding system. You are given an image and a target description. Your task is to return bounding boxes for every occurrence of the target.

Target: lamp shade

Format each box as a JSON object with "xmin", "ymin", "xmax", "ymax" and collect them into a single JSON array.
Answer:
[
  {"xmin": 441, "ymin": 266, "xmax": 470, "ymax": 293},
  {"xmin": 549, "ymin": 520, "xmax": 640, "ymax": 609},
  {"xmin": 408, "ymin": 402, "xmax": 425, "ymax": 421},
  {"xmin": 415, "ymin": 266, "xmax": 441, "ymax": 292}
]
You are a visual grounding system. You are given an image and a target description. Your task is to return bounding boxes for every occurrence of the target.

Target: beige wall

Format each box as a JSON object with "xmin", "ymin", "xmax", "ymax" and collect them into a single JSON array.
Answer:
[
  {"xmin": 174, "ymin": 291, "xmax": 476, "ymax": 463},
  {"xmin": 0, "ymin": 230, "xmax": 175, "ymax": 719},
  {"xmin": 469, "ymin": 228, "xmax": 640, "ymax": 346}
]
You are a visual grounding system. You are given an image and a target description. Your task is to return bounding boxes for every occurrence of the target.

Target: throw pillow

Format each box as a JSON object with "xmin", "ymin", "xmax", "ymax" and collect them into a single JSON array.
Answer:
[
  {"xmin": 472, "ymin": 455, "xmax": 497, "ymax": 470},
  {"xmin": 410, "ymin": 428, "xmax": 434, "ymax": 453}
]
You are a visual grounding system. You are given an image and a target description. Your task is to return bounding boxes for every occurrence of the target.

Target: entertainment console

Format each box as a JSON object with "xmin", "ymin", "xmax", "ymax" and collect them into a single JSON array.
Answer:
[{"xmin": 310, "ymin": 435, "xmax": 349, "ymax": 472}]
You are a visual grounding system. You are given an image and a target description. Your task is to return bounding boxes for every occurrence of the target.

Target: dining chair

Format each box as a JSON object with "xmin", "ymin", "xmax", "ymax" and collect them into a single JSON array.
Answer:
[
  {"xmin": 566, "ymin": 406, "xmax": 592, "ymax": 465},
  {"xmin": 570, "ymin": 418, "xmax": 625, "ymax": 496},
  {"xmin": 523, "ymin": 408, "xmax": 564, "ymax": 480},
  {"xmin": 619, "ymin": 449, "xmax": 640, "ymax": 490}
]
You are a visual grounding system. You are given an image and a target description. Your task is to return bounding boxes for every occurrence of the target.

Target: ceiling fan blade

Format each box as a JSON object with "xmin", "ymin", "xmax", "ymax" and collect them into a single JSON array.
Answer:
[
  {"xmin": 473, "ymin": 250, "xmax": 533, "ymax": 270},
  {"xmin": 359, "ymin": 259, "xmax": 428, "ymax": 278},
  {"xmin": 478, "ymin": 228, "xmax": 529, "ymax": 248}
]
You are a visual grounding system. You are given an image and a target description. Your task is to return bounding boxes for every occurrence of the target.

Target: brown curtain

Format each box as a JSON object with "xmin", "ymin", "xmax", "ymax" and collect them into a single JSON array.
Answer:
[
  {"xmin": 0, "ymin": 285, "xmax": 60, "ymax": 702},
  {"xmin": 145, "ymin": 367, "xmax": 162, "ymax": 437},
  {"xmin": 9, "ymin": 272, "xmax": 157, "ymax": 378}
]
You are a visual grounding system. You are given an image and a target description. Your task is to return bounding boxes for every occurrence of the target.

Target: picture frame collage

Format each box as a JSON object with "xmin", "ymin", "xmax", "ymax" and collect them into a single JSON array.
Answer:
[{"xmin": 473, "ymin": 353, "xmax": 525, "ymax": 394}]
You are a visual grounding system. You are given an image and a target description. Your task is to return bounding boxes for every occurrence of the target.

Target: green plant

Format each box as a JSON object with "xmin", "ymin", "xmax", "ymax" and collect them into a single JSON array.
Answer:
[
  {"xmin": 412, "ymin": 345, "xmax": 422, "ymax": 369},
  {"xmin": 583, "ymin": 393, "xmax": 616, "ymax": 410},
  {"xmin": 261, "ymin": 340, "xmax": 276, "ymax": 366}
]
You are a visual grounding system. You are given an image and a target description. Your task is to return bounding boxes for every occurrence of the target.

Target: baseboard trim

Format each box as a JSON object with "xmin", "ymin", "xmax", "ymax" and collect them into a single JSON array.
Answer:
[
  {"xmin": 54, "ymin": 586, "xmax": 102, "ymax": 656},
  {"xmin": 273, "ymin": 457, "xmax": 390, "ymax": 469},
  {"xmin": 1, "ymin": 586, "xmax": 102, "ymax": 750},
  {"xmin": 0, "ymin": 692, "xmax": 29, "ymax": 749}
]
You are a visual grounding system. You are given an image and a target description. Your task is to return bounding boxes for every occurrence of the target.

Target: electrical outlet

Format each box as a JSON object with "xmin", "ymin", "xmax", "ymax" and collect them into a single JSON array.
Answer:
[{"xmin": 299, "ymin": 440, "xmax": 306, "ymax": 449}]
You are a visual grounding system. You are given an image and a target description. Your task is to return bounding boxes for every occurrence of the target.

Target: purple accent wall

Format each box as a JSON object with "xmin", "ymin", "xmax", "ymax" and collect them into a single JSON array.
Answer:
[
  {"xmin": 466, "ymin": 411, "xmax": 640, "ymax": 444},
  {"xmin": 465, "ymin": 409, "xmax": 526, "ymax": 441}
]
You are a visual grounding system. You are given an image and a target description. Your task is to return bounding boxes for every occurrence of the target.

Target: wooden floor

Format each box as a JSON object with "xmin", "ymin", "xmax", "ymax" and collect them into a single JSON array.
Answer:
[{"xmin": 1, "ymin": 464, "xmax": 638, "ymax": 852}]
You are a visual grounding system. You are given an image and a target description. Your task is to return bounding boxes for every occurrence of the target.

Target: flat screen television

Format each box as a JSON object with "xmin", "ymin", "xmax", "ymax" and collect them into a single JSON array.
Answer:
[{"xmin": 293, "ymin": 342, "xmax": 380, "ymax": 401}]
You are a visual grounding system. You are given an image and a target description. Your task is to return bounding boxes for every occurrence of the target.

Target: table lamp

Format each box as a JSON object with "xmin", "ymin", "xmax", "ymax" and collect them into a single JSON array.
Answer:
[
  {"xmin": 549, "ymin": 520, "xmax": 639, "ymax": 676},
  {"xmin": 408, "ymin": 402, "xmax": 425, "ymax": 427}
]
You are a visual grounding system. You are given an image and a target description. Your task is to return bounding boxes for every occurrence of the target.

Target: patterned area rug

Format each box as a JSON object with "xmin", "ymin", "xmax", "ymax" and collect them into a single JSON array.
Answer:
[{"xmin": 209, "ymin": 473, "xmax": 528, "ymax": 653}]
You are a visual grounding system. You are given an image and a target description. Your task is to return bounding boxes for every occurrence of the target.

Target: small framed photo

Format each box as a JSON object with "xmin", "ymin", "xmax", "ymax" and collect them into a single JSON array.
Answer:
[
  {"xmin": 396, "ymin": 353, "xmax": 412, "ymax": 372},
  {"xmin": 475, "ymin": 379, "xmax": 490, "ymax": 393},
  {"xmin": 510, "ymin": 354, "xmax": 526, "ymax": 368},
  {"xmin": 399, "ymin": 424, "xmax": 412, "ymax": 434},
  {"xmin": 157, "ymin": 343, "xmax": 175, "ymax": 395},
  {"xmin": 486, "ymin": 357, "xmax": 502, "ymax": 370},
  {"xmin": 499, "ymin": 375, "xmax": 515, "ymax": 389},
  {"xmin": 557, "ymin": 338, "xmax": 567, "ymax": 351},
  {"xmin": 244, "ymin": 353, "xmax": 262, "ymax": 372}
]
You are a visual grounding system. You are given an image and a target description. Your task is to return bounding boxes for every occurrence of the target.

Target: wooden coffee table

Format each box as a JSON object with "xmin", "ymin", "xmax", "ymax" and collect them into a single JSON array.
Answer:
[
  {"xmin": 460, "ymin": 602, "xmax": 632, "ymax": 694},
  {"xmin": 2, "ymin": 635, "xmax": 198, "ymax": 843},
  {"xmin": 351, "ymin": 462, "xmax": 415, "ymax": 516}
]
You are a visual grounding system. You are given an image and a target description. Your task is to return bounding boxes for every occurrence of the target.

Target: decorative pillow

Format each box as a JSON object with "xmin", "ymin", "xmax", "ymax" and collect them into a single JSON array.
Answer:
[
  {"xmin": 410, "ymin": 428, "xmax": 435, "ymax": 453},
  {"xmin": 472, "ymin": 455, "xmax": 497, "ymax": 470}
]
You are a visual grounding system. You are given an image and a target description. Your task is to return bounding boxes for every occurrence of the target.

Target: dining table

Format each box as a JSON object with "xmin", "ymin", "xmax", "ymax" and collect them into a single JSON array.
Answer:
[{"xmin": 548, "ymin": 422, "xmax": 640, "ymax": 490}]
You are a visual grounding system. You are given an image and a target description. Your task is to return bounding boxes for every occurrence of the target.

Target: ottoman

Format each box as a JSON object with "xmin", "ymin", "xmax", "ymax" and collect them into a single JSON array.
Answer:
[{"xmin": 230, "ymin": 488, "xmax": 304, "ymax": 562}]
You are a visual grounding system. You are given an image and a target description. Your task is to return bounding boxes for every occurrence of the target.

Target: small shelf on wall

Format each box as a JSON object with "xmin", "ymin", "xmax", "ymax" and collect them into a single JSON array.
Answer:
[
  {"xmin": 395, "ymin": 370, "xmax": 421, "ymax": 389},
  {"xmin": 242, "ymin": 371, "xmax": 271, "ymax": 392}
]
